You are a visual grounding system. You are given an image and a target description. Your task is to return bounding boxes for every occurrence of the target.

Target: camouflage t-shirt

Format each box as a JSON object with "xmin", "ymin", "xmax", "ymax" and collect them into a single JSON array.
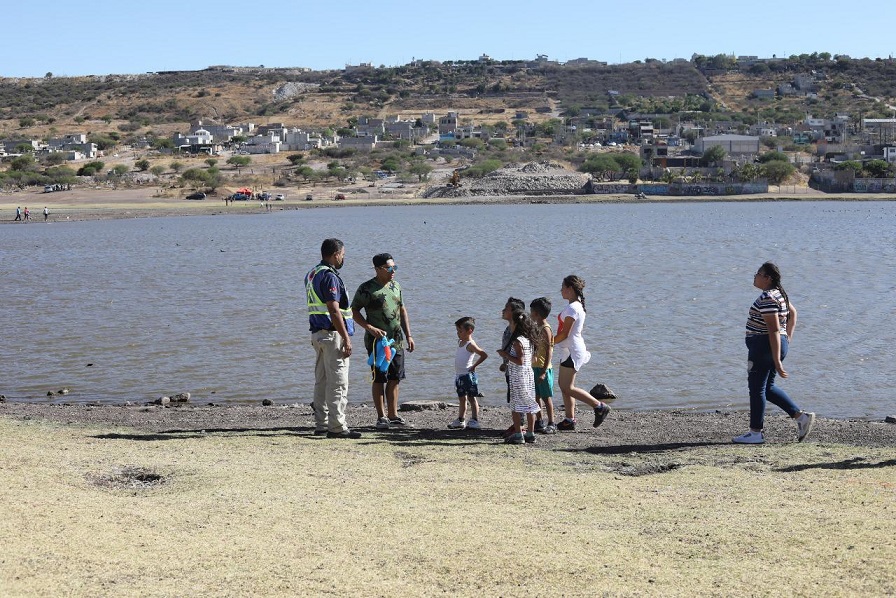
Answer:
[{"xmin": 351, "ymin": 278, "xmax": 404, "ymax": 351}]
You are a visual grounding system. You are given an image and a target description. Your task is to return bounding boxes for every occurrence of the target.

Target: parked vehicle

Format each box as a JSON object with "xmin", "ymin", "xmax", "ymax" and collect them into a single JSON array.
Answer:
[
  {"xmin": 231, "ymin": 192, "xmax": 250, "ymax": 201},
  {"xmin": 186, "ymin": 192, "xmax": 207, "ymax": 200},
  {"xmin": 274, "ymin": 193, "xmax": 285, "ymax": 200},
  {"xmin": 305, "ymin": 194, "xmax": 313, "ymax": 201}
]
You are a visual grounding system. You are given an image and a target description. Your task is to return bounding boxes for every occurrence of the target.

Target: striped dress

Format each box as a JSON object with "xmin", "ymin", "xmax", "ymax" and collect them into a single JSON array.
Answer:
[{"xmin": 507, "ymin": 337, "xmax": 539, "ymax": 414}]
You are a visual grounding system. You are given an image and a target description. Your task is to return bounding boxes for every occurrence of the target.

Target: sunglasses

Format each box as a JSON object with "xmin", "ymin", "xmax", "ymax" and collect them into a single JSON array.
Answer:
[{"xmin": 379, "ymin": 265, "xmax": 398, "ymax": 273}]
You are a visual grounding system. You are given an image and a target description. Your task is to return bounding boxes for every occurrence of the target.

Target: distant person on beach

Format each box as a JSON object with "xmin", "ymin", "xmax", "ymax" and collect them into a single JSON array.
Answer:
[
  {"xmin": 496, "ymin": 304, "xmax": 541, "ymax": 444},
  {"xmin": 23, "ymin": 207, "xmax": 30, "ymax": 222},
  {"xmin": 43, "ymin": 206, "xmax": 49, "ymax": 222},
  {"xmin": 14, "ymin": 206, "xmax": 21, "ymax": 221},
  {"xmin": 448, "ymin": 317, "xmax": 488, "ymax": 430},
  {"xmin": 553, "ymin": 275, "xmax": 611, "ymax": 431},
  {"xmin": 305, "ymin": 238, "xmax": 360, "ymax": 439},
  {"xmin": 530, "ymin": 297, "xmax": 557, "ymax": 434},
  {"xmin": 733, "ymin": 262, "xmax": 815, "ymax": 444},
  {"xmin": 351, "ymin": 252, "xmax": 415, "ymax": 430}
]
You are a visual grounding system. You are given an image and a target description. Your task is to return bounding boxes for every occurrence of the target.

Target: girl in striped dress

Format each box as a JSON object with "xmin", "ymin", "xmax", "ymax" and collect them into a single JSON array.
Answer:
[{"xmin": 497, "ymin": 307, "xmax": 541, "ymax": 444}]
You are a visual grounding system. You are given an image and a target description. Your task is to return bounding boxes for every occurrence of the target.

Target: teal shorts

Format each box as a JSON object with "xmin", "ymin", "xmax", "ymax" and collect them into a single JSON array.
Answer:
[{"xmin": 533, "ymin": 367, "xmax": 554, "ymax": 399}]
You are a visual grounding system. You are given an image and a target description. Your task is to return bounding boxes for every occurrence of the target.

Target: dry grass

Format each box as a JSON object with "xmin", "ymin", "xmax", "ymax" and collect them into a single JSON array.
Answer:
[{"xmin": 1, "ymin": 417, "xmax": 894, "ymax": 597}]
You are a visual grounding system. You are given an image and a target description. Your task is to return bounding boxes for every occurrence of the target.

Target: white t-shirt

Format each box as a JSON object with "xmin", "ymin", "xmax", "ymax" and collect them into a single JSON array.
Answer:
[{"xmin": 556, "ymin": 301, "xmax": 591, "ymax": 371}]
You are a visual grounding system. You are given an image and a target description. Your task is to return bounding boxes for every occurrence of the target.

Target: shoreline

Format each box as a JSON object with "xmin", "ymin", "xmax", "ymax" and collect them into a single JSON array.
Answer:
[
  {"xmin": 2, "ymin": 186, "xmax": 895, "ymax": 223},
  {"xmin": 2, "ymin": 402, "xmax": 895, "ymax": 448}
]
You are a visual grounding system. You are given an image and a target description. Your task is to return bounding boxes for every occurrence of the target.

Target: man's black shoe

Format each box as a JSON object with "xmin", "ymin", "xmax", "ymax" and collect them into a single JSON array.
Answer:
[
  {"xmin": 326, "ymin": 430, "xmax": 362, "ymax": 439},
  {"xmin": 313, "ymin": 429, "xmax": 329, "ymax": 436}
]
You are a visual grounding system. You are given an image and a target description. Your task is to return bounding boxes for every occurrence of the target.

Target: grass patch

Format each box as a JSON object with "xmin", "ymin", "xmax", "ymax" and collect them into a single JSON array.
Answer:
[{"xmin": 0, "ymin": 417, "xmax": 894, "ymax": 596}]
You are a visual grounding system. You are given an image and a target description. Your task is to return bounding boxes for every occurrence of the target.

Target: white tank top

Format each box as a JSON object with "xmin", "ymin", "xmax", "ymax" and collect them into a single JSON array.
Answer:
[{"xmin": 455, "ymin": 340, "xmax": 476, "ymax": 375}]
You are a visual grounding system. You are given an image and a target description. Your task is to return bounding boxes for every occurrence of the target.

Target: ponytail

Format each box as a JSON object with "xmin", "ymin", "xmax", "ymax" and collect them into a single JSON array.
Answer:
[{"xmin": 562, "ymin": 274, "xmax": 587, "ymax": 313}]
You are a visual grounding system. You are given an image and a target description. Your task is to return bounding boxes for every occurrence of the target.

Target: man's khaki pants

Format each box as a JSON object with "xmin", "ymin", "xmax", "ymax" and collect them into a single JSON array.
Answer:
[{"xmin": 311, "ymin": 330, "xmax": 350, "ymax": 432}]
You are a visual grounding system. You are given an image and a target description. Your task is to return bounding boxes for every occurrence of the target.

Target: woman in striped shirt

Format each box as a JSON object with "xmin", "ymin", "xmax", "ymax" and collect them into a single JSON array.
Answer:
[{"xmin": 733, "ymin": 262, "xmax": 815, "ymax": 444}]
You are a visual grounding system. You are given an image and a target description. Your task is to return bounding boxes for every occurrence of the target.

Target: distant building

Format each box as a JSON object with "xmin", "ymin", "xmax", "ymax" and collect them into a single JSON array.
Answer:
[
  {"xmin": 438, "ymin": 112, "xmax": 459, "ymax": 135},
  {"xmin": 694, "ymin": 134, "xmax": 760, "ymax": 155}
]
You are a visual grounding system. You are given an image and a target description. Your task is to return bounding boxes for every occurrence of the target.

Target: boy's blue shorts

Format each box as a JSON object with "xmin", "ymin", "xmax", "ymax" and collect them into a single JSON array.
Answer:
[{"xmin": 455, "ymin": 372, "xmax": 479, "ymax": 397}]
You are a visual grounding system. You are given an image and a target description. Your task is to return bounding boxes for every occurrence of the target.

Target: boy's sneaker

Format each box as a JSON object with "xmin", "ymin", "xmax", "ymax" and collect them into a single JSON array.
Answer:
[
  {"xmin": 796, "ymin": 412, "xmax": 816, "ymax": 442},
  {"xmin": 375, "ymin": 417, "xmax": 390, "ymax": 430},
  {"xmin": 732, "ymin": 431, "xmax": 765, "ymax": 444},
  {"xmin": 557, "ymin": 418, "xmax": 576, "ymax": 431},
  {"xmin": 524, "ymin": 432, "xmax": 536, "ymax": 444},
  {"xmin": 467, "ymin": 419, "xmax": 481, "ymax": 430},
  {"xmin": 593, "ymin": 404, "xmax": 611, "ymax": 428},
  {"xmin": 448, "ymin": 418, "xmax": 466, "ymax": 429},
  {"xmin": 543, "ymin": 423, "xmax": 558, "ymax": 434},
  {"xmin": 534, "ymin": 419, "xmax": 547, "ymax": 433},
  {"xmin": 504, "ymin": 432, "xmax": 524, "ymax": 444}
]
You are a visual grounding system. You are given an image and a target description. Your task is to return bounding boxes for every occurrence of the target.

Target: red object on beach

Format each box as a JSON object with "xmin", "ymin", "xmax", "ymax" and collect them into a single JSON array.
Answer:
[{"xmin": 556, "ymin": 313, "xmax": 565, "ymax": 335}]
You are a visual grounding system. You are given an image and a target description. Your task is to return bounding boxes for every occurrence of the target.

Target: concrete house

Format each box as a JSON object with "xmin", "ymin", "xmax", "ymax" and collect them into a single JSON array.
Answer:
[
  {"xmin": 438, "ymin": 112, "xmax": 459, "ymax": 135},
  {"xmin": 695, "ymin": 134, "xmax": 760, "ymax": 156}
]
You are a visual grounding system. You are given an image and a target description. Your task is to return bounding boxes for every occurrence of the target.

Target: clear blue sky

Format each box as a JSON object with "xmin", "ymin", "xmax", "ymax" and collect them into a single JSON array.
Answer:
[{"xmin": 4, "ymin": 0, "xmax": 893, "ymax": 77}]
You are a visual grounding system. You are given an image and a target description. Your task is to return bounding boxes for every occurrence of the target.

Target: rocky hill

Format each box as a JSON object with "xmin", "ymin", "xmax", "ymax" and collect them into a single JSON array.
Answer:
[{"xmin": 2, "ymin": 56, "xmax": 895, "ymax": 142}]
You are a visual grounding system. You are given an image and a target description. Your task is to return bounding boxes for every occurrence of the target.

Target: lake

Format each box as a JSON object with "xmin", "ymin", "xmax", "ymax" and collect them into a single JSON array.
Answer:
[{"xmin": 2, "ymin": 200, "xmax": 894, "ymax": 420}]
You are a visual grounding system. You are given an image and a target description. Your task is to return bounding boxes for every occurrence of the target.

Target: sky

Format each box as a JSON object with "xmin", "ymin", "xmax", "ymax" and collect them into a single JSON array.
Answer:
[{"xmin": 3, "ymin": 0, "xmax": 893, "ymax": 78}]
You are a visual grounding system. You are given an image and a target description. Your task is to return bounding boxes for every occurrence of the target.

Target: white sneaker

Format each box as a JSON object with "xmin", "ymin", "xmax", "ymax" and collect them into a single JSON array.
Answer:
[
  {"xmin": 466, "ymin": 419, "xmax": 481, "ymax": 429},
  {"xmin": 375, "ymin": 417, "xmax": 390, "ymax": 430},
  {"xmin": 448, "ymin": 418, "xmax": 466, "ymax": 429},
  {"xmin": 797, "ymin": 412, "xmax": 816, "ymax": 442},
  {"xmin": 733, "ymin": 431, "xmax": 765, "ymax": 444}
]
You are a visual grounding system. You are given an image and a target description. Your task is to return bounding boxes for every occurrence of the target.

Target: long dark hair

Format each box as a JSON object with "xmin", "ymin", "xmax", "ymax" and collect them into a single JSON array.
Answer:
[
  {"xmin": 759, "ymin": 261, "xmax": 791, "ymax": 321},
  {"xmin": 563, "ymin": 274, "xmax": 587, "ymax": 312},
  {"xmin": 504, "ymin": 305, "xmax": 540, "ymax": 353}
]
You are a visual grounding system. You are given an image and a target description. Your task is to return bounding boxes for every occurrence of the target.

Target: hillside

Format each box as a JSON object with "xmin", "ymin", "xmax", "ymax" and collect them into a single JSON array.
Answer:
[{"xmin": 2, "ymin": 56, "xmax": 895, "ymax": 143}]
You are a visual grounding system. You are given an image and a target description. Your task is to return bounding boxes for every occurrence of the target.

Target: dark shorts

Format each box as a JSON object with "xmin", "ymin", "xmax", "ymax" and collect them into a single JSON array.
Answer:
[
  {"xmin": 560, "ymin": 356, "xmax": 575, "ymax": 369},
  {"xmin": 455, "ymin": 372, "xmax": 479, "ymax": 397},
  {"xmin": 369, "ymin": 348, "xmax": 405, "ymax": 383}
]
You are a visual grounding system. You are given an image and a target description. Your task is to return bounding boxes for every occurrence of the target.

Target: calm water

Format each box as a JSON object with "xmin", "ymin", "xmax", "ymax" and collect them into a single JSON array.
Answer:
[{"xmin": 2, "ymin": 201, "xmax": 894, "ymax": 419}]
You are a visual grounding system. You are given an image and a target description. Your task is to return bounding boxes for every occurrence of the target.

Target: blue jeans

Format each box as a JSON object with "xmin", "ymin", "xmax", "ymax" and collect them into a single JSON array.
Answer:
[{"xmin": 746, "ymin": 334, "xmax": 799, "ymax": 430}]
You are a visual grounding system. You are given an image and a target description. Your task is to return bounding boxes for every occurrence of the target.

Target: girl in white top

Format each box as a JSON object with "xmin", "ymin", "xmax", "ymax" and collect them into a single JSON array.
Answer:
[{"xmin": 553, "ymin": 275, "xmax": 611, "ymax": 431}]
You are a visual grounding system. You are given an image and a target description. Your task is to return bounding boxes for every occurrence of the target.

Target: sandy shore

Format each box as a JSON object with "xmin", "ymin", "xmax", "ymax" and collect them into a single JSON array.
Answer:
[
  {"xmin": 2, "ymin": 185, "xmax": 894, "ymax": 223},
  {"xmin": 1, "ymin": 403, "xmax": 894, "ymax": 596}
]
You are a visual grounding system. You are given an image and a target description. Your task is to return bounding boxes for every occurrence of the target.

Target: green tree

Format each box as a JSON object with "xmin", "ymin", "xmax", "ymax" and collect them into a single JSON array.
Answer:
[
  {"xmin": 834, "ymin": 160, "xmax": 863, "ymax": 174},
  {"xmin": 863, "ymin": 159, "xmax": 893, "ymax": 178},
  {"xmin": 762, "ymin": 160, "xmax": 795, "ymax": 186},
  {"xmin": 462, "ymin": 159, "xmax": 502, "ymax": 178},
  {"xmin": 109, "ymin": 164, "xmax": 130, "ymax": 177},
  {"xmin": 287, "ymin": 154, "xmax": 305, "ymax": 166},
  {"xmin": 11, "ymin": 155, "xmax": 37, "ymax": 171},
  {"xmin": 77, "ymin": 161, "xmax": 105, "ymax": 176},
  {"xmin": 135, "ymin": 159, "xmax": 151, "ymax": 171},
  {"xmin": 408, "ymin": 162, "xmax": 433, "ymax": 182},
  {"xmin": 758, "ymin": 151, "xmax": 789, "ymax": 163},
  {"xmin": 701, "ymin": 145, "xmax": 727, "ymax": 167},
  {"xmin": 380, "ymin": 156, "xmax": 401, "ymax": 173},
  {"xmin": 205, "ymin": 158, "xmax": 218, "ymax": 168},
  {"xmin": 44, "ymin": 153, "xmax": 67, "ymax": 166},
  {"xmin": 227, "ymin": 156, "xmax": 251, "ymax": 168},
  {"xmin": 170, "ymin": 161, "xmax": 184, "ymax": 173},
  {"xmin": 579, "ymin": 154, "xmax": 622, "ymax": 180},
  {"xmin": 150, "ymin": 165, "xmax": 165, "ymax": 177}
]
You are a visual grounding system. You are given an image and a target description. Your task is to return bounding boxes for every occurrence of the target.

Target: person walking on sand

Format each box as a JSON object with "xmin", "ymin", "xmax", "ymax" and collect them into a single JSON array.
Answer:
[
  {"xmin": 351, "ymin": 252, "xmax": 415, "ymax": 430},
  {"xmin": 554, "ymin": 275, "xmax": 611, "ymax": 431},
  {"xmin": 306, "ymin": 238, "xmax": 360, "ymax": 439},
  {"xmin": 23, "ymin": 207, "xmax": 30, "ymax": 222},
  {"xmin": 43, "ymin": 206, "xmax": 49, "ymax": 222},
  {"xmin": 448, "ymin": 317, "xmax": 488, "ymax": 430},
  {"xmin": 733, "ymin": 262, "xmax": 815, "ymax": 444},
  {"xmin": 497, "ymin": 305, "xmax": 541, "ymax": 444},
  {"xmin": 14, "ymin": 206, "xmax": 22, "ymax": 221}
]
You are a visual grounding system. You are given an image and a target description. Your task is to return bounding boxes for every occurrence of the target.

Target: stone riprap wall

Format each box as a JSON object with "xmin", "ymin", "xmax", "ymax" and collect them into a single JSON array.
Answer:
[{"xmin": 423, "ymin": 162, "xmax": 590, "ymax": 198}]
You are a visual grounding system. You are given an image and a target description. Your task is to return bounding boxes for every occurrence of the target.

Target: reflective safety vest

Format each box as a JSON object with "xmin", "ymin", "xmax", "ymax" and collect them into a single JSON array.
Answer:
[{"xmin": 305, "ymin": 263, "xmax": 352, "ymax": 323}]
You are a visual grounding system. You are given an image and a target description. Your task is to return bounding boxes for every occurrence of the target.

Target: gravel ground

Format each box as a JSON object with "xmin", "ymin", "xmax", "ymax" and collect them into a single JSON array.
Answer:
[{"xmin": 2, "ymin": 402, "xmax": 894, "ymax": 449}]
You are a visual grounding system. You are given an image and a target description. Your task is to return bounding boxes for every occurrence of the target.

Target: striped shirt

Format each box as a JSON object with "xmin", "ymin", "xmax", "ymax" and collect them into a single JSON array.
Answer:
[{"xmin": 746, "ymin": 289, "xmax": 788, "ymax": 337}]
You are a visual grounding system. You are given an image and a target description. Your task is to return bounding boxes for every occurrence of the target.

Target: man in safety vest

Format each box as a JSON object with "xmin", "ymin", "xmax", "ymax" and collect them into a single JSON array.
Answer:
[{"xmin": 306, "ymin": 238, "xmax": 360, "ymax": 439}]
